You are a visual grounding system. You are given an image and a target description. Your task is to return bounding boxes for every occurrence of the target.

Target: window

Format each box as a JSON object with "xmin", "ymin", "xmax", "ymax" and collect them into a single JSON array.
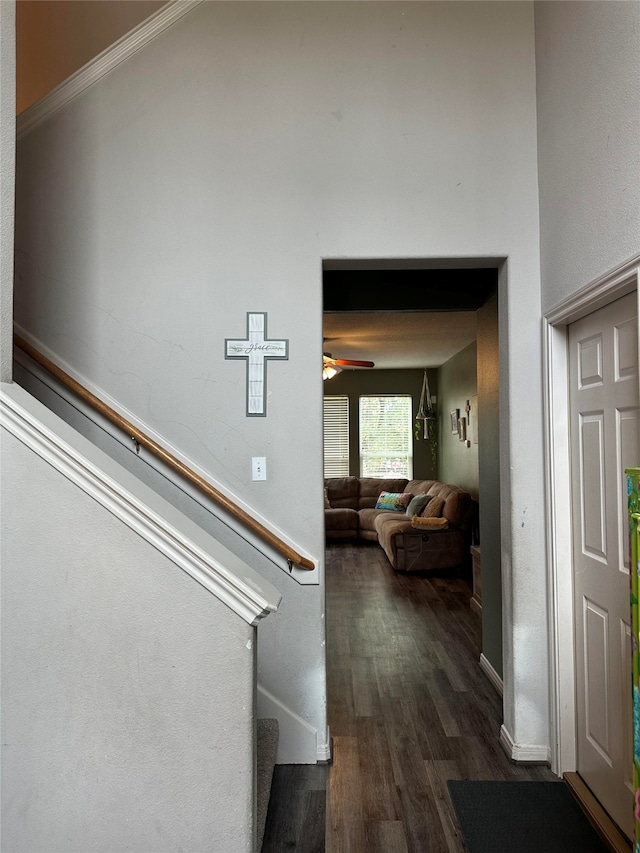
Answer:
[
  {"xmin": 323, "ymin": 396, "xmax": 350, "ymax": 477},
  {"xmin": 359, "ymin": 395, "xmax": 413, "ymax": 478}
]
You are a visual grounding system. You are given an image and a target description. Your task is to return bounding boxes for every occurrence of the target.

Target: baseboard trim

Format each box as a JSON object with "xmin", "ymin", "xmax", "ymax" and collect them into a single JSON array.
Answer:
[
  {"xmin": 316, "ymin": 728, "xmax": 333, "ymax": 764},
  {"xmin": 499, "ymin": 724, "xmax": 549, "ymax": 764},
  {"xmin": 479, "ymin": 653, "xmax": 503, "ymax": 697},
  {"xmin": 563, "ymin": 772, "xmax": 632, "ymax": 853},
  {"xmin": 257, "ymin": 685, "xmax": 320, "ymax": 765}
]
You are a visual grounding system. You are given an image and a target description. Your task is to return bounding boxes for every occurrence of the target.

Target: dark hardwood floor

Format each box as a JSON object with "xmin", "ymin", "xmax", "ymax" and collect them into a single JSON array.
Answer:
[
  {"xmin": 324, "ymin": 541, "xmax": 556, "ymax": 853},
  {"xmin": 262, "ymin": 763, "xmax": 328, "ymax": 852},
  {"xmin": 262, "ymin": 540, "xmax": 557, "ymax": 853}
]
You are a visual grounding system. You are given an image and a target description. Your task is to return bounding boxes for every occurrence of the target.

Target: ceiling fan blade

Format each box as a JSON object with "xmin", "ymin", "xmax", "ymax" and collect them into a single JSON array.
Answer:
[{"xmin": 333, "ymin": 358, "xmax": 375, "ymax": 368}]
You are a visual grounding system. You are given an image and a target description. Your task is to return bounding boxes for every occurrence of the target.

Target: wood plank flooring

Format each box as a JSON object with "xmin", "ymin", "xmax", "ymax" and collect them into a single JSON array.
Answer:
[
  {"xmin": 262, "ymin": 764, "xmax": 328, "ymax": 853},
  {"xmin": 262, "ymin": 540, "xmax": 557, "ymax": 852},
  {"xmin": 324, "ymin": 541, "xmax": 556, "ymax": 853}
]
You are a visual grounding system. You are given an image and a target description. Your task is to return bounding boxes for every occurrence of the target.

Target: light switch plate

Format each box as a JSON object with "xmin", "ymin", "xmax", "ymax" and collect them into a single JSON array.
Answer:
[{"xmin": 252, "ymin": 457, "xmax": 266, "ymax": 481}]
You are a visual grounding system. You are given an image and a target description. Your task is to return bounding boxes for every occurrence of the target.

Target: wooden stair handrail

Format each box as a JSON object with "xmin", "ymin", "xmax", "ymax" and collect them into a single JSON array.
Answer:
[{"xmin": 14, "ymin": 335, "xmax": 315, "ymax": 572}]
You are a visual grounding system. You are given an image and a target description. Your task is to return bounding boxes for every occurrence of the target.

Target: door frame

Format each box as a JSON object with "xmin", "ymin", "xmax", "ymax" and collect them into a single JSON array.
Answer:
[{"xmin": 543, "ymin": 252, "xmax": 640, "ymax": 776}]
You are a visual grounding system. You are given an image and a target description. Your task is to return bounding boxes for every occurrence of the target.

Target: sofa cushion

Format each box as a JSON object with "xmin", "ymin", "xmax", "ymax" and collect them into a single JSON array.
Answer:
[
  {"xmin": 375, "ymin": 491, "xmax": 413, "ymax": 512},
  {"xmin": 359, "ymin": 507, "xmax": 399, "ymax": 539},
  {"xmin": 424, "ymin": 483, "xmax": 472, "ymax": 527},
  {"xmin": 401, "ymin": 481, "xmax": 473, "ymax": 529},
  {"xmin": 374, "ymin": 512, "xmax": 414, "ymax": 562},
  {"xmin": 325, "ymin": 476, "xmax": 359, "ymax": 510},
  {"xmin": 374, "ymin": 512, "xmax": 413, "ymax": 538},
  {"xmin": 406, "ymin": 479, "xmax": 437, "ymax": 497},
  {"xmin": 324, "ymin": 507, "xmax": 359, "ymax": 539},
  {"xmin": 358, "ymin": 478, "xmax": 409, "ymax": 509}
]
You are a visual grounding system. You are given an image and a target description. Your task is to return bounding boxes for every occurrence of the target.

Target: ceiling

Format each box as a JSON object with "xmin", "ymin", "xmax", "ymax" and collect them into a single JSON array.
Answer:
[
  {"xmin": 322, "ymin": 265, "xmax": 496, "ymax": 370},
  {"xmin": 323, "ymin": 311, "xmax": 478, "ymax": 370}
]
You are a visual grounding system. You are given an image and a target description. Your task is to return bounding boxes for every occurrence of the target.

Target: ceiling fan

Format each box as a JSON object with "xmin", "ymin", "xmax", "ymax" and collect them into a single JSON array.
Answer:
[{"xmin": 322, "ymin": 351, "xmax": 375, "ymax": 380}]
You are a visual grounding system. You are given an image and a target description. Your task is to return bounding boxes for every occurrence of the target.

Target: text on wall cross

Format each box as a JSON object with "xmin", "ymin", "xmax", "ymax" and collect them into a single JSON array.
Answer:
[{"xmin": 225, "ymin": 312, "xmax": 289, "ymax": 416}]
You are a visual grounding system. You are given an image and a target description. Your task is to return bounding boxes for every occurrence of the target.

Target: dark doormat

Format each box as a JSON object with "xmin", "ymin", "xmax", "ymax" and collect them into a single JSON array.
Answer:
[{"xmin": 447, "ymin": 781, "xmax": 610, "ymax": 853}]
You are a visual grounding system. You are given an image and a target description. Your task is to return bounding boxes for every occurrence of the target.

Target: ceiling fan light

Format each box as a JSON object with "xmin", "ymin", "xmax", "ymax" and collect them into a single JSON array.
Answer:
[{"xmin": 323, "ymin": 363, "xmax": 341, "ymax": 380}]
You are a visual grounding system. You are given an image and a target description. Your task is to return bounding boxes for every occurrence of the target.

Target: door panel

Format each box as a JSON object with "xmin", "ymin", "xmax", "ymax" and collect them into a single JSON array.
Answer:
[
  {"xmin": 578, "ymin": 333, "xmax": 604, "ymax": 387},
  {"xmin": 570, "ymin": 291, "xmax": 638, "ymax": 839},
  {"xmin": 616, "ymin": 317, "xmax": 638, "ymax": 381},
  {"xmin": 583, "ymin": 598, "xmax": 611, "ymax": 761},
  {"xmin": 580, "ymin": 413, "xmax": 607, "ymax": 560}
]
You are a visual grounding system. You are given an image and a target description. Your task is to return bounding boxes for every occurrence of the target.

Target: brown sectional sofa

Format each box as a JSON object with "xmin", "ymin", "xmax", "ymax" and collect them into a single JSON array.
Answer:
[{"xmin": 324, "ymin": 476, "xmax": 474, "ymax": 573}]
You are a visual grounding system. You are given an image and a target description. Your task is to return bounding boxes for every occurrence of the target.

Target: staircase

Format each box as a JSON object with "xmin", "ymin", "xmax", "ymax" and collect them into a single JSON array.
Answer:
[
  {"xmin": 6, "ymin": 342, "xmax": 319, "ymax": 848},
  {"xmin": 1, "ymin": 384, "xmax": 282, "ymax": 852}
]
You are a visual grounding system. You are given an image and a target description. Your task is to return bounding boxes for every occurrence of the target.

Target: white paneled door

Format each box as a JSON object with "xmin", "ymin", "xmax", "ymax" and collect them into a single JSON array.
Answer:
[{"xmin": 570, "ymin": 291, "xmax": 639, "ymax": 839}]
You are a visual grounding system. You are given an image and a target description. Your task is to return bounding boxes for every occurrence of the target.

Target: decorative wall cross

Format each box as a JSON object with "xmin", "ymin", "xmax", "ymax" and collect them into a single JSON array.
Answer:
[{"xmin": 225, "ymin": 312, "xmax": 289, "ymax": 416}]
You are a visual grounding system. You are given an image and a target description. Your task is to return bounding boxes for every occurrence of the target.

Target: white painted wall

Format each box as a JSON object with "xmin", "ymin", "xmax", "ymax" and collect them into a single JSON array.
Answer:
[
  {"xmin": 1, "ymin": 391, "xmax": 258, "ymax": 852},
  {"xmin": 534, "ymin": 0, "xmax": 640, "ymax": 772},
  {"xmin": 536, "ymin": 0, "xmax": 640, "ymax": 312},
  {"xmin": 0, "ymin": 0, "xmax": 14, "ymax": 382},
  {"xmin": 14, "ymin": 1, "xmax": 548, "ymax": 755}
]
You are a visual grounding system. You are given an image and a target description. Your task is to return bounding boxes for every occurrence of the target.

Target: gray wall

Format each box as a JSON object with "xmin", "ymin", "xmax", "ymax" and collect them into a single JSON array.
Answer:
[
  {"xmin": 437, "ymin": 342, "xmax": 478, "ymax": 499},
  {"xmin": 14, "ymin": 1, "xmax": 549, "ymax": 753},
  {"xmin": 477, "ymin": 290, "xmax": 502, "ymax": 677},
  {"xmin": 529, "ymin": 0, "xmax": 639, "ymax": 760},
  {"xmin": 536, "ymin": 0, "xmax": 640, "ymax": 311},
  {"xmin": 436, "ymin": 306, "xmax": 502, "ymax": 678},
  {"xmin": 0, "ymin": 0, "xmax": 14, "ymax": 382},
  {"xmin": 324, "ymin": 367, "xmax": 438, "ymax": 480},
  {"xmin": 1, "ymin": 419, "xmax": 256, "ymax": 852}
]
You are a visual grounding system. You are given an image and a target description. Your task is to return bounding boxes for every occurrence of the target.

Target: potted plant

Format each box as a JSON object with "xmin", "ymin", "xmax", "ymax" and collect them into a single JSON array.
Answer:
[{"xmin": 415, "ymin": 370, "xmax": 437, "ymax": 471}]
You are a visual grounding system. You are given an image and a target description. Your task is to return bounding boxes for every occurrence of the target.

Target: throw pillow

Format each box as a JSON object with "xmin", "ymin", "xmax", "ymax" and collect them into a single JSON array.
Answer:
[
  {"xmin": 375, "ymin": 491, "xmax": 413, "ymax": 512},
  {"xmin": 405, "ymin": 493, "xmax": 432, "ymax": 517},
  {"xmin": 324, "ymin": 487, "xmax": 331, "ymax": 509},
  {"xmin": 421, "ymin": 496, "xmax": 445, "ymax": 518}
]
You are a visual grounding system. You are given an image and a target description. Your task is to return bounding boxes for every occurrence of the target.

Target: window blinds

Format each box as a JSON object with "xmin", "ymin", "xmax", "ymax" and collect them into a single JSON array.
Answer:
[{"xmin": 323, "ymin": 396, "xmax": 350, "ymax": 477}]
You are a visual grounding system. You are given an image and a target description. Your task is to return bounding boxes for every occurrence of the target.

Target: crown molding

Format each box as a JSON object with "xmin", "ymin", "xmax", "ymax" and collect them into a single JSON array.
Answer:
[
  {"xmin": 545, "ymin": 252, "xmax": 640, "ymax": 326},
  {"xmin": 17, "ymin": 1, "xmax": 203, "ymax": 141}
]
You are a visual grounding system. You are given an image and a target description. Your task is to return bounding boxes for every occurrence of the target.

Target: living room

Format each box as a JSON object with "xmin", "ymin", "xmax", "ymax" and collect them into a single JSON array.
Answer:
[
  {"xmin": 311, "ymin": 265, "xmax": 552, "ymax": 853},
  {"xmin": 322, "ymin": 262, "xmax": 502, "ymax": 682}
]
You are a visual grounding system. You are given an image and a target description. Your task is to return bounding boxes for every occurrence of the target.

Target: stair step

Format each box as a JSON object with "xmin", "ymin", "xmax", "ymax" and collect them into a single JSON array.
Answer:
[{"xmin": 256, "ymin": 717, "xmax": 279, "ymax": 852}]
